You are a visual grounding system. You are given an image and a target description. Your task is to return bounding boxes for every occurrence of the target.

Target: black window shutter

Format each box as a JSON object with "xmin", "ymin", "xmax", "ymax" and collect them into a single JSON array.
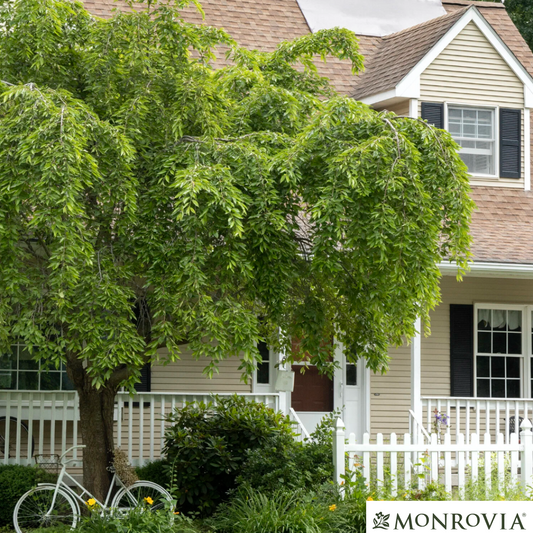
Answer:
[
  {"xmin": 500, "ymin": 108, "xmax": 521, "ymax": 179},
  {"xmin": 421, "ymin": 102, "xmax": 444, "ymax": 129},
  {"xmin": 450, "ymin": 304, "xmax": 474, "ymax": 397},
  {"xmin": 134, "ymin": 363, "xmax": 151, "ymax": 392}
]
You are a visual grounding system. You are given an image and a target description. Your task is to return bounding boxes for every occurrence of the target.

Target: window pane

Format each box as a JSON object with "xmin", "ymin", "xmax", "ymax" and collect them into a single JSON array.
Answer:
[
  {"xmin": 62, "ymin": 372, "xmax": 75, "ymax": 391},
  {"xmin": 509, "ymin": 311, "xmax": 522, "ymax": 331},
  {"xmin": 40, "ymin": 372, "xmax": 61, "ymax": 391},
  {"xmin": 258, "ymin": 341, "xmax": 269, "ymax": 362},
  {"xmin": 18, "ymin": 372, "xmax": 38, "ymax": 390},
  {"xmin": 508, "ymin": 333, "xmax": 522, "ymax": 355},
  {"xmin": 493, "ymin": 310, "xmax": 507, "ymax": 330},
  {"xmin": 0, "ymin": 371, "xmax": 16, "ymax": 390},
  {"xmin": 346, "ymin": 363, "xmax": 357, "ymax": 386},
  {"xmin": 493, "ymin": 332, "xmax": 506, "ymax": 354},
  {"xmin": 0, "ymin": 352, "xmax": 16, "ymax": 370},
  {"xmin": 477, "ymin": 356, "xmax": 490, "ymax": 377},
  {"xmin": 478, "ymin": 332, "xmax": 491, "ymax": 353},
  {"xmin": 491, "ymin": 357, "xmax": 505, "ymax": 377},
  {"xmin": 507, "ymin": 380, "xmax": 521, "ymax": 398},
  {"xmin": 478, "ymin": 309, "xmax": 491, "ymax": 330},
  {"xmin": 507, "ymin": 357, "xmax": 520, "ymax": 378},
  {"xmin": 477, "ymin": 379, "xmax": 490, "ymax": 397},
  {"xmin": 492, "ymin": 379, "xmax": 505, "ymax": 398},
  {"xmin": 19, "ymin": 348, "xmax": 38, "ymax": 371}
]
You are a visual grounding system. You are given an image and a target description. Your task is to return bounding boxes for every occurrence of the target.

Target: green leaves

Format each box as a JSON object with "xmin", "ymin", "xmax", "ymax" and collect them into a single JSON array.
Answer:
[{"xmin": 0, "ymin": 0, "xmax": 473, "ymax": 391}]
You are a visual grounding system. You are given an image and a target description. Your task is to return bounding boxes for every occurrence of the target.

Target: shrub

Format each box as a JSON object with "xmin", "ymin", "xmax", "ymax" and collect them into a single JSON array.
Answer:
[
  {"xmin": 0, "ymin": 464, "xmax": 55, "ymax": 527},
  {"xmin": 135, "ymin": 460, "xmax": 169, "ymax": 489},
  {"xmin": 237, "ymin": 411, "xmax": 338, "ymax": 495},
  {"xmin": 163, "ymin": 395, "xmax": 294, "ymax": 516}
]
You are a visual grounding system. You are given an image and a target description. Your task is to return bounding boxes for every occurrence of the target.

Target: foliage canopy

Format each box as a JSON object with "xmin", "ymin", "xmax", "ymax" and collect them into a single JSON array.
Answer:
[{"xmin": 0, "ymin": 0, "xmax": 473, "ymax": 386}]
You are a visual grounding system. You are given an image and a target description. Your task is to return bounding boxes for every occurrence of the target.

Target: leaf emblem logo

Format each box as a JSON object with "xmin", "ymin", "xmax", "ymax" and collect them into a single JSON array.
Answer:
[{"xmin": 373, "ymin": 511, "xmax": 390, "ymax": 530}]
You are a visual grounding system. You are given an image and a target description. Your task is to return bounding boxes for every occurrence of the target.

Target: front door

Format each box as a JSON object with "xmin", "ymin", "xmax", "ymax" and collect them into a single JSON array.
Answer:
[
  {"xmin": 333, "ymin": 344, "xmax": 366, "ymax": 442},
  {"xmin": 291, "ymin": 365, "xmax": 333, "ymax": 433}
]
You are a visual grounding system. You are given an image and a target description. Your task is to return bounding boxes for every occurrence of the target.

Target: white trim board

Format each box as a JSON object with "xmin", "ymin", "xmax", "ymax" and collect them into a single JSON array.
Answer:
[
  {"xmin": 361, "ymin": 7, "xmax": 533, "ymax": 108},
  {"xmin": 440, "ymin": 261, "xmax": 533, "ymax": 279}
]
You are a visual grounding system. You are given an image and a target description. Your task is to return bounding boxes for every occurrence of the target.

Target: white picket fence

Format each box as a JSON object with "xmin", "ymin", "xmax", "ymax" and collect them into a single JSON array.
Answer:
[{"xmin": 333, "ymin": 418, "xmax": 533, "ymax": 495}]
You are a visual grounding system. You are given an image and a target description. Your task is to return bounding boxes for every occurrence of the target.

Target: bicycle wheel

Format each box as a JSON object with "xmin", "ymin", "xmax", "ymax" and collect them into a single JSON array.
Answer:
[
  {"xmin": 0, "ymin": 416, "xmax": 35, "ymax": 459},
  {"xmin": 111, "ymin": 481, "xmax": 172, "ymax": 512},
  {"xmin": 13, "ymin": 484, "xmax": 79, "ymax": 533}
]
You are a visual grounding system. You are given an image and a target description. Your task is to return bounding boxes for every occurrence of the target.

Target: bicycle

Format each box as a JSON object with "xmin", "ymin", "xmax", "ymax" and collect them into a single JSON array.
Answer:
[
  {"xmin": 13, "ymin": 445, "xmax": 172, "ymax": 533},
  {"xmin": 0, "ymin": 416, "xmax": 35, "ymax": 460}
]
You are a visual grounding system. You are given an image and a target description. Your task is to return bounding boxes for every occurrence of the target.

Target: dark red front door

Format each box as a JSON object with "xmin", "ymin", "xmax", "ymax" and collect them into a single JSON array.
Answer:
[{"xmin": 291, "ymin": 365, "xmax": 333, "ymax": 411}]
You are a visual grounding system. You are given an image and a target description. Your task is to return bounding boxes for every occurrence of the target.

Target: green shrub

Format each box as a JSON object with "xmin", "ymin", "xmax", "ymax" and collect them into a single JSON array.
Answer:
[
  {"xmin": 135, "ymin": 460, "xmax": 169, "ymax": 489},
  {"xmin": 163, "ymin": 395, "xmax": 294, "ymax": 516},
  {"xmin": 0, "ymin": 464, "xmax": 55, "ymax": 527},
  {"xmin": 237, "ymin": 411, "xmax": 338, "ymax": 495}
]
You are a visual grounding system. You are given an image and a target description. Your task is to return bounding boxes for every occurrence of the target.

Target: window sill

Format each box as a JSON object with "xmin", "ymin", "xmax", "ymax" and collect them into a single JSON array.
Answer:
[{"xmin": 470, "ymin": 175, "xmax": 524, "ymax": 188}]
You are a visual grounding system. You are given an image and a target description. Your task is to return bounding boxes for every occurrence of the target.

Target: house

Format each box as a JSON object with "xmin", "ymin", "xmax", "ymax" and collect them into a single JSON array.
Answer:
[{"xmin": 3, "ymin": 0, "xmax": 533, "ymax": 465}]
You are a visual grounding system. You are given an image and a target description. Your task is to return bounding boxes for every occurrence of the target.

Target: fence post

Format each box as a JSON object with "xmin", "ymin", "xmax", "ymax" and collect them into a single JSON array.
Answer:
[
  {"xmin": 520, "ymin": 418, "xmax": 533, "ymax": 490},
  {"xmin": 333, "ymin": 418, "xmax": 346, "ymax": 489}
]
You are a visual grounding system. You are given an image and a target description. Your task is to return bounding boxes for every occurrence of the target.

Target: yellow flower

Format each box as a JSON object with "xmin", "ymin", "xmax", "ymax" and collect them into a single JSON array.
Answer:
[
  {"xmin": 367, "ymin": 496, "xmax": 373, "ymax": 501},
  {"xmin": 174, "ymin": 511, "xmax": 180, "ymax": 515},
  {"xmin": 144, "ymin": 497, "xmax": 154, "ymax": 505},
  {"xmin": 329, "ymin": 504, "xmax": 337, "ymax": 512},
  {"xmin": 86, "ymin": 498, "xmax": 97, "ymax": 508}
]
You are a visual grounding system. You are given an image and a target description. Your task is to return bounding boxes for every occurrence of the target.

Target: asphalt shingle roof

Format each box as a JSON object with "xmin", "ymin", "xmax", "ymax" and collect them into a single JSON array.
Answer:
[{"xmin": 351, "ymin": 7, "xmax": 468, "ymax": 99}]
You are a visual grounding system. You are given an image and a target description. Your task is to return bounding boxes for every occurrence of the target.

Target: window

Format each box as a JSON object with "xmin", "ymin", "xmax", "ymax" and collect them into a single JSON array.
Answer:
[
  {"xmin": 346, "ymin": 360, "xmax": 357, "ymax": 386},
  {"xmin": 256, "ymin": 341, "xmax": 270, "ymax": 384},
  {"xmin": 475, "ymin": 307, "xmax": 523, "ymax": 398},
  {"xmin": 0, "ymin": 344, "xmax": 74, "ymax": 391},
  {"xmin": 448, "ymin": 107, "xmax": 495, "ymax": 176}
]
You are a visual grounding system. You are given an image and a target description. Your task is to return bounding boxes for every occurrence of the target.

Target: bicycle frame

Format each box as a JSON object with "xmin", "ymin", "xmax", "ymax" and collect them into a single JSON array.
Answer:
[{"xmin": 40, "ymin": 445, "xmax": 127, "ymax": 516}]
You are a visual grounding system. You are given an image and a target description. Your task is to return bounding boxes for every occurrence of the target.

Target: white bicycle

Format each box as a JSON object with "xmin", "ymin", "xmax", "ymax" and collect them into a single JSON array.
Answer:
[{"xmin": 13, "ymin": 445, "xmax": 172, "ymax": 533}]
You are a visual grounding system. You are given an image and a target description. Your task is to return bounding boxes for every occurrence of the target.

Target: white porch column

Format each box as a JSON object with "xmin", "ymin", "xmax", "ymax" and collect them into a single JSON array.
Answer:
[{"xmin": 411, "ymin": 317, "xmax": 422, "ymax": 444}]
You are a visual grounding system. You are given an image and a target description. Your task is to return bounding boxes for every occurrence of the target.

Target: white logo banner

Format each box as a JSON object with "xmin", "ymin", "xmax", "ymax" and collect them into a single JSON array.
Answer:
[{"xmin": 367, "ymin": 501, "xmax": 533, "ymax": 532}]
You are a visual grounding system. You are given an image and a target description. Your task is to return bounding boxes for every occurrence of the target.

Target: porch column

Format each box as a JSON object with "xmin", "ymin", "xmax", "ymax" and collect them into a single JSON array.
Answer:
[{"xmin": 411, "ymin": 317, "xmax": 422, "ymax": 444}]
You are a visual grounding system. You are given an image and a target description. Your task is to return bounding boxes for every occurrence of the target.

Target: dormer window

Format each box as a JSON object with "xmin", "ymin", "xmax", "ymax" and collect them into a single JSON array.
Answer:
[
  {"xmin": 448, "ymin": 106, "xmax": 495, "ymax": 176},
  {"xmin": 421, "ymin": 102, "xmax": 521, "ymax": 181}
]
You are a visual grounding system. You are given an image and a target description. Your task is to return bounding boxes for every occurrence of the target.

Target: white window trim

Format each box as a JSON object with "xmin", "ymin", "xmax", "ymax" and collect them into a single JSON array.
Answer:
[
  {"xmin": 473, "ymin": 303, "xmax": 532, "ymax": 398},
  {"xmin": 445, "ymin": 102, "xmax": 499, "ymax": 179}
]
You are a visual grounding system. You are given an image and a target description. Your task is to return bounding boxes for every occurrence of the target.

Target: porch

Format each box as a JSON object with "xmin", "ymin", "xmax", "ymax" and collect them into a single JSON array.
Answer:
[{"xmin": 0, "ymin": 391, "xmax": 309, "ymax": 467}]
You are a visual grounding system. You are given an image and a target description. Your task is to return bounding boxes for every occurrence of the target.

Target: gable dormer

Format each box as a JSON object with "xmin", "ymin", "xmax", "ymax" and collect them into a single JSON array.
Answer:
[{"xmin": 354, "ymin": 5, "xmax": 533, "ymax": 191}]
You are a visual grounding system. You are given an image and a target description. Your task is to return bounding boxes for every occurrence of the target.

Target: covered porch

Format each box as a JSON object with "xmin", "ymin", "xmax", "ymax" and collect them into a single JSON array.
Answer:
[{"xmin": 406, "ymin": 260, "xmax": 533, "ymax": 445}]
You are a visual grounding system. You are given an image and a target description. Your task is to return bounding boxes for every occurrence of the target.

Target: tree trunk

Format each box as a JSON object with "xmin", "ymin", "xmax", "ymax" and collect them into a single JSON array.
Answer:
[{"xmin": 77, "ymin": 386, "xmax": 116, "ymax": 502}]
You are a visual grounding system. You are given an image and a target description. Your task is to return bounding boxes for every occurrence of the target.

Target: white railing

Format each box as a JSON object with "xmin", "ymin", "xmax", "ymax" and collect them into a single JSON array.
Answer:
[
  {"xmin": 333, "ymin": 418, "xmax": 533, "ymax": 495},
  {"xmin": 116, "ymin": 392, "xmax": 280, "ymax": 465},
  {"xmin": 289, "ymin": 407, "xmax": 311, "ymax": 442},
  {"xmin": 421, "ymin": 397, "xmax": 533, "ymax": 444},
  {"xmin": 0, "ymin": 390, "xmax": 280, "ymax": 466}
]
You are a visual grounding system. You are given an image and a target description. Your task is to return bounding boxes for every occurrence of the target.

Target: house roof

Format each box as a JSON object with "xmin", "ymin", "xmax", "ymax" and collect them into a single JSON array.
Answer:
[
  {"xmin": 82, "ymin": 0, "xmax": 370, "ymax": 95},
  {"xmin": 351, "ymin": 7, "xmax": 468, "ymax": 99},
  {"xmin": 469, "ymin": 187, "xmax": 533, "ymax": 265}
]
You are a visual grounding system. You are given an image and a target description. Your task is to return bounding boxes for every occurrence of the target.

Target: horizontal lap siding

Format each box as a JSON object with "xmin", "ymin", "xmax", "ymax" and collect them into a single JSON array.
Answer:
[
  {"xmin": 376, "ymin": 100, "xmax": 410, "ymax": 116},
  {"xmin": 420, "ymin": 21, "xmax": 525, "ymax": 185},
  {"xmin": 151, "ymin": 347, "xmax": 251, "ymax": 393},
  {"xmin": 370, "ymin": 276, "xmax": 533, "ymax": 438}
]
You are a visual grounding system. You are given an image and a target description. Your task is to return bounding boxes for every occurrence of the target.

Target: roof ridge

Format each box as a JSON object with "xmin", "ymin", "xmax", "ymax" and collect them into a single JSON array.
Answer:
[{"xmin": 443, "ymin": 0, "xmax": 505, "ymax": 9}]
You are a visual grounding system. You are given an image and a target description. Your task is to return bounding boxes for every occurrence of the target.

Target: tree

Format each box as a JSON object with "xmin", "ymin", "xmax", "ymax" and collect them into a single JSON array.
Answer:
[{"xmin": 0, "ymin": 0, "xmax": 473, "ymax": 499}]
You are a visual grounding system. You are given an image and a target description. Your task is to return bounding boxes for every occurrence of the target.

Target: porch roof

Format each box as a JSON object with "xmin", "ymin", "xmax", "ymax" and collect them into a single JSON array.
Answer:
[{"xmin": 469, "ymin": 186, "xmax": 533, "ymax": 266}]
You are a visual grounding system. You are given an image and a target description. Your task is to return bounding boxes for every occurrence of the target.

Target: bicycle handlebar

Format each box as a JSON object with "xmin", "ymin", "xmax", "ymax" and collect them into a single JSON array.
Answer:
[{"xmin": 59, "ymin": 444, "xmax": 86, "ymax": 461}]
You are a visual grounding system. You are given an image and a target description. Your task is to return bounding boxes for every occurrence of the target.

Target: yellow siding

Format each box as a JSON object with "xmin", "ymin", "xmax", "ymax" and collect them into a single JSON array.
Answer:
[
  {"xmin": 375, "ymin": 99, "xmax": 410, "ymax": 116},
  {"xmin": 151, "ymin": 347, "xmax": 251, "ymax": 393},
  {"xmin": 420, "ymin": 21, "xmax": 525, "ymax": 186},
  {"xmin": 370, "ymin": 276, "xmax": 533, "ymax": 437}
]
